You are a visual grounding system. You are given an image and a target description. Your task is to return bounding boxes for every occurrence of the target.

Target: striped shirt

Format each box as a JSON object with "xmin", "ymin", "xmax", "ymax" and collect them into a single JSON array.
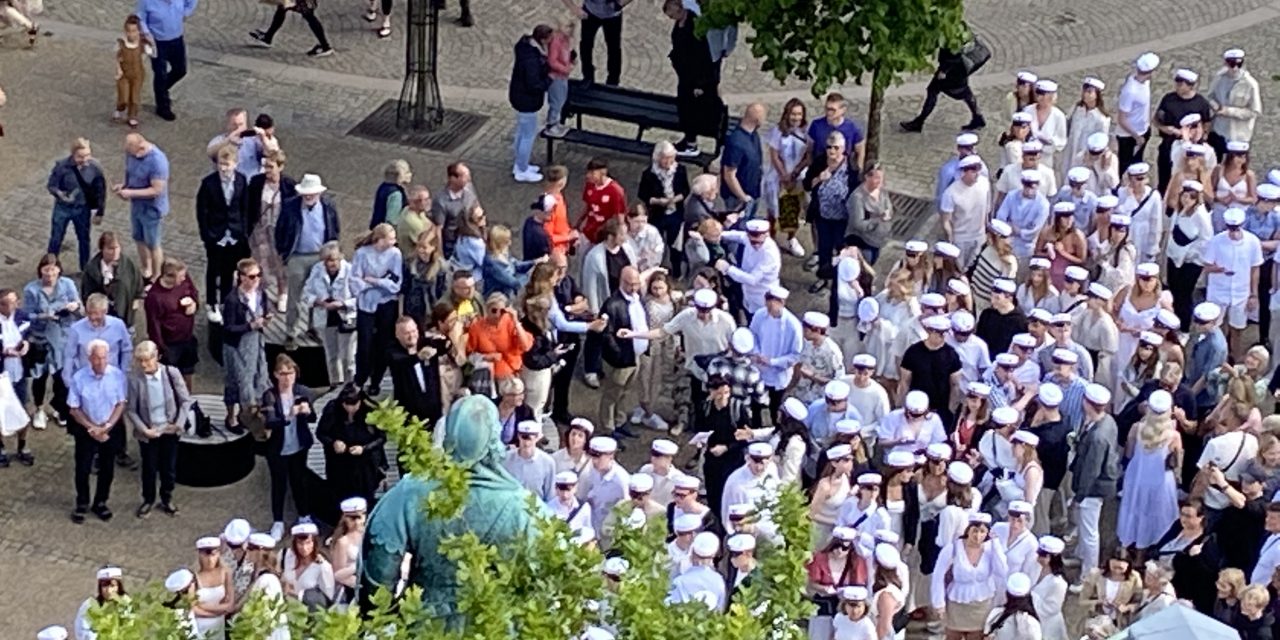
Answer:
[{"xmin": 1041, "ymin": 371, "xmax": 1087, "ymax": 430}]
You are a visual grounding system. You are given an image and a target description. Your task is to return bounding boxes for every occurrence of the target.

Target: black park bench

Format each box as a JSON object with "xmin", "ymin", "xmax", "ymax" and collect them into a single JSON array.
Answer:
[{"xmin": 542, "ymin": 79, "xmax": 736, "ymax": 167}]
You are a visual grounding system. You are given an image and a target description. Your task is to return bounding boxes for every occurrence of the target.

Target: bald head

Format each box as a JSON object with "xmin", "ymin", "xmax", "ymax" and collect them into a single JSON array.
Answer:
[
  {"xmin": 620, "ymin": 266, "xmax": 642, "ymax": 295},
  {"xmin": 124, "ymin": 133, "xmax": 149, "ymax": 157},
  {"xmin": 743, "ymin": 103, "xmax": 767, "ymax": 128}
]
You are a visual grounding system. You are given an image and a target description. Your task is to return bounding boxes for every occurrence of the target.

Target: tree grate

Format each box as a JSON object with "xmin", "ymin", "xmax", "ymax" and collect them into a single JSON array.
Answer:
[
  {"xmin": 347, "ymin": 100, "xmax": 488, "ymax": 153},
  {"xmin": 887, "ymin": 191, "xmax": 937, "ymax": 241}
]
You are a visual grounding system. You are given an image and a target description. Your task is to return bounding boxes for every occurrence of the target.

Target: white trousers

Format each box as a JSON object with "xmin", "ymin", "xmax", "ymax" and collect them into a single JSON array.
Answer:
[
  {"xmin": 1075, "ymin": 497, "xmax": 1104, "ymax": 575},
  {"xmin": 322, "ymin": 327, "xmax": 357, "ymax": 385},
  {"xmin": 520, "ymin": 366, "xmax": 557, "ymax": 449}
]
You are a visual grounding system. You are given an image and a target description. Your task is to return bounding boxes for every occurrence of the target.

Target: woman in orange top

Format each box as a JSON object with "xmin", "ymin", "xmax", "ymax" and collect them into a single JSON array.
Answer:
[
  {"xmin": 466, "ymin": 292, "xmax": 535, "ymax": 380},
  {"xmin": 541, "ymin": 165, "xmax": 577, "ymax": 255}
]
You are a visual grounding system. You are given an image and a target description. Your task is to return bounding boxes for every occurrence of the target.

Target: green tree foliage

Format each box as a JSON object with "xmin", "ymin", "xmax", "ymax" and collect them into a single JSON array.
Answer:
[
  {"xmin": 699, "ymin": 0, "xmax": 969, "ymax": 162},
  {"xmin": 88, "ymin": 398, "xmax": 815, "ymax": 638}
]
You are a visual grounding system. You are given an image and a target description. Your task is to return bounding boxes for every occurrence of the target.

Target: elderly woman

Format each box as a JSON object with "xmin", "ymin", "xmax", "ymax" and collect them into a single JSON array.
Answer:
[
  {"xmin": 465, "ymin": 292, "xmax": 534, "ymax": 386},
  {"xmin": 804, "ymin": 131, "xmax": 859, "ymax": 294},
  {"xmin": 638, "ymin": 140, "xmax": 691, "ymax": 275},
  {"xmin": 1147, "ymin": 499, "xmax": 1219, "ymax": 613},
  {"xmin": 684, "ymin": 173, "xmax": 721, "ymax": 231},
  {"xmin": 22, "ymin": 254, "xmax": 81, "ymax": 431},
  {"xmin": 81, "ymin": 231, "xmax": 143, "ymax": 328},
  {"xmin": 370, "ymin": 159, "xmax": 411, "ymax": 228},
  {"xmin": 1133, "ymin": 561, "xmax": 1177, "ymax": 621},
  {"xmin": 222, "ymin": 258, "xmax": 271, "ymax": 434},
  {"xmin": 301, "ymin": 241, "xmax": 357, "ymax": 390}
]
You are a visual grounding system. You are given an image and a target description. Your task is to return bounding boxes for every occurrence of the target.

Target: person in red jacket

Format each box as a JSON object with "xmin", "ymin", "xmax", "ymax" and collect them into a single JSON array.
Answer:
[
  {"xmin": 541, "ymin": 166, "xmax": 578, "ymax": 255},
  {"xmin": 545, "ymin": 19, "xmax": 576, "ymax": 138},
  {"xmin": 578, "ymin": 157, "xmax": 628, "ymax": 245}
]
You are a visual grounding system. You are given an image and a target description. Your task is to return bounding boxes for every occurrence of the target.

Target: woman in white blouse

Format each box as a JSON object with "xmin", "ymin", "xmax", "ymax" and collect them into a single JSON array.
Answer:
[
  {"xmin": 1024, "ymin": 80, "xmax": 1068, "ymax": 173},
  {"xmin": 1031, "ymin": 536, "xmax": 1069, "ymax": 640},
  {"xmin": 280, "ymin": 523, "xmax": 336, "ymax": 608},
  {"xmin": 1061, "ymin": 78, "xmax": 1111, "ymax": 178},
  {"xmin": 329, "ymin": 497, "xmax": 366, "ymax": 607},
  {"xmin": 983, "ymin": 573, "xmax": 1043, "ymax": 640},
  {"xmin": 832, "ymin": 585, "xmax": 878, "ymax": 640},
  {"xmin": 551, "ymin": 418, "xmax": 592, "ymax": 475},
  {"xmin": 1090, "ymin": 214, "xmax": 1137, "ymax": 294},
  {"xmin": 931, "ymin": 512, "xmax": 1009, "ymax": 640},
  {"xmin": 1164, "ymin": 180, "xmax": 1214, "ymax": 325},
  {"xmin": 775, "ymin": 397, "xmax": 811, "ymax": 486},
  {"xmin": 1116, "ymin": 164, "xmax": 1163, "ymax": 264}
]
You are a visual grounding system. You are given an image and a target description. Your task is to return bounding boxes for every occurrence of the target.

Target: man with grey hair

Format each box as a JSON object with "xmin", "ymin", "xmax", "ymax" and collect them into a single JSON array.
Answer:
[
  {"xmin": 64, "ymin": 292, "xmax": 134, "ymax": 468},
  {"xmin": 125, "ymin": 340, "xmax": 192, "ymax": 519},
  {"xmin": 67, "ymin": 339, "xmax": 128, "ymax": 523}
]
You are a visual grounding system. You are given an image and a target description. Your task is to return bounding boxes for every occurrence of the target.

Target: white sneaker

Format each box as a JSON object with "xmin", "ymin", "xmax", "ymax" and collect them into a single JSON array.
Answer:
[
  {"xmin": 270, "ymin": 521, "xmax": 285, "ymax": 542},
  {"xmin": 787, "ymin": 236, "xmax": 806, "ymax": 257},
  {"xmin": 276, "ymin": 293, "xmax": 289, "ymax": 314},
  {"xmin": 1067, "ymin": 583, "xmax": 1084, "ymax": 595},
  {"xmin": 584, "ymin": 373, "xmax": 600, "ymax": 389},
  {"xmin": 544, "ymin": 124, "xmax": 570, "ymax": 138},
  {"xmin": 643, "ymin": 413, "xmax": 670, "ymax": 431},
  {"xmin": 31, "ymin": 410, "xmax": 47, "ymax": 431},
  {"xmin": 514, "ymin": 169, "xmax": 544, "ymax": 184},
  {"xmin": 207, "ymin": 305, "xmax": 223, "ymax": 325},
  {"xmin": 628, "ymin": 407, "xmax": 646, "ymax": 424},
  {"xmin": 526, "ymin": 164, "xmax": 541, "ymax": 174}
]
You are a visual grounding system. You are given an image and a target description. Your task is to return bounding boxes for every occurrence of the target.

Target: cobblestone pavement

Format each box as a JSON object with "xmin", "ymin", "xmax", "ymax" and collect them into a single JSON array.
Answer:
[{"xmin": 3, "ymin": 0, "xmax": 1280, "ymax": 634}]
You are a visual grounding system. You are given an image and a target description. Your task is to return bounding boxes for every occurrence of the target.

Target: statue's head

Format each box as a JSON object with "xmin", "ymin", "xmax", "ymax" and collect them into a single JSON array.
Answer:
[{"xmin": 442, "ymin": 395, "xmax": 505, "ymax": 468}]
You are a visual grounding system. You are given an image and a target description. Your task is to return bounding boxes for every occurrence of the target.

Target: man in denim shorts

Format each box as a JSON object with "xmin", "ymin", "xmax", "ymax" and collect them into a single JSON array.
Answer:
[{"xmin": 114, "ymin": 133, "xmax": 170, "ymax": 282}]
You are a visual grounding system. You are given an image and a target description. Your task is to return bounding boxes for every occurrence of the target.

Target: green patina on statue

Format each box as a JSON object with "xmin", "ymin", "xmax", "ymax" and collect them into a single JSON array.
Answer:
[{"xmin": 358, "ymin": 395, "xmax": 538, "ymax": 626}]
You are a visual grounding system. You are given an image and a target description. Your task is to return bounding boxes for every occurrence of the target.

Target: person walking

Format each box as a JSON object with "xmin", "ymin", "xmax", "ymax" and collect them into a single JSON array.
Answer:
[
  {"xmin": 114, "ymin": 16, "xmax": 149, "ymax": 128},
  {"xmin": 509, "ymin": 25, "xmax": 552, "ymax": 184},
  {"xmin": 134, "ymin": 0, "xmax": 198, "ymax": 121},
  {"xmin": 46, "ymin": 138, "xmax": 106, "ymax": 272},
  {"xmin": 900, "ymin": 46, "xmax": 984, "ymax": 132},
  {"xmin": 249, "ymin": 0, "xmax": 333, "ymax": 58}
]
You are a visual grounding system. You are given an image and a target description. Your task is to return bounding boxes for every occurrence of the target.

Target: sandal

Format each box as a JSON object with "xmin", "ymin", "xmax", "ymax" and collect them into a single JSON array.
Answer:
[
  {"xmin": 26, "ymin": 25, "xmax": 38, "ymax": 47},
  {"xmin": 377, "ymin": 26, "xmax": 392, "ymax": 38},
  {"xmin": 127, "ymin": 119, "xmax": 140, "ymax": 128}
]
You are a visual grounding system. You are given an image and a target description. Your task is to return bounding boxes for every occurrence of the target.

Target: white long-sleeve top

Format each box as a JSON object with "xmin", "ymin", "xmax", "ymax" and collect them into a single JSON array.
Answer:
[
  {"xmin": 75, "ymin": 598, "xmax": 98, "ymax": 640},
  {"xmin": 1023, "ymin": 104, "xmax": 1068, "ymax": 171},
  {"xmin": 1061, "ymin": 106, "xmax": 1112, "ymax": 178},
  {"xmin": 991, "ymin": 522, "xmax": 1039, "ymax": 587},
  {"xmin": 1118, "ymin": 185, "xmax": 1164, "ymax": 262},
  {"xmin": 721, "ymin": 230, "xmax": 781, "ymax": 315},
  {"xmin": 282, "ymin": 552, "xmax": 336, "ymax": 603},
  {"xmin": 1252, "ymin": 533, "xmax": 1280, "ymax": 584},
  {"xmin": 930, "ymin": 537, "xmax": 1009, "ymax": 610},
  {"xmin": 983, "ymin": 608, "xmax": 1043, "ymax": 640},
  {"xmin": 1032, "ymin": 572, "xmax": 1070, "ymax": 640},
  {"xmin": 720, "ymin": 461, "xmax": 780, "ymax": 524},
  {"xmin": 776, "ymin": 433, "xmax": 806, "ymax": 486},
  {"xmin": 1165, "ymin": 205, "xmax": 1214, "ymax": 267},
  {"xmin": 935, "ymin": 489, "xmax": 984, "ymax": 547},
  {"xmin": 1209, "ymin": 67, "xmax": 1263, "ymax": 143}
]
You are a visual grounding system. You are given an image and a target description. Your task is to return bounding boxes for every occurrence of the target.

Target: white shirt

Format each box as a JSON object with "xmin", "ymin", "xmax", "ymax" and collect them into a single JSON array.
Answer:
[
  {"xmin": 832, "ymin": 613, "xmax": 877, "ymax": 640},
  {"xmin": 877, "ymin": 409, "xmax": 947, "ymax": 455},
  {"xmin": 282, "ymin": 551, "xmax": 336, "ymax": 603},
  {"xmin": 547, "ymin": 496, "xmax": 593, "ymax": 533},
  {"xmin": 1117, "ymin": 75, "xmax": 1152, "ymax": 137},
  {"xmin": 620, "ymin": 291, "xmax": 650, "ymax": 356},
  {"xmin": 720, "ymin": 462, "xmax": 780, "ymax": 524},
  {"xmin": 1023, "ymin": 104, "xmax": 1068, "ymax": 168},
  {"xmin": 1197, "ymin": 430, "xmax": 1259, "ymax": 509},
  {"xmin": 996, "ymin": 162, "xmax": 1058, "ymax": 199},
  {"xmin": 941, "ymin": 179, "xmax": 993, "ymax": 243},
  {"xmin": 1203, "ymin": 230, "xmax": 1264, "ymax": 304},
  {"xmin": 947, "ymin": 335, "xmax": 992, "ymax": 387},
  {"xmin": 1252, "ymin": 533, "xmax": 1280, "ymax": 584},
  {"xmin": 721, "ymin": 230, "xmax": 782, "ymax": 314},
  {"xmin": 1165, "ymin": 206, "xmax": 1214, "ymax": 267},
  {"xmin": 846, "ymin": 380, "xmax": 891, "ymax": 441},
  {"xmin": 930, "ymin": 538, "xmax": 1009, "ymax": 609},
  {"xmin": 991, "ymin": 522, "xmax": 1039, "ymax": 583}
]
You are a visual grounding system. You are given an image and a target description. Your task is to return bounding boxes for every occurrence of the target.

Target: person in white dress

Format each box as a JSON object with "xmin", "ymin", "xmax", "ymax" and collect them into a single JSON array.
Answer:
[
  {"xmin": 1031, "ymin": 536, "xmax": 1070, "ymax": 640},
  {"xmin": 983, "ymin": 573, "xmax": 1043, "ymax": 640},
  {"xmin": 191, "ymin": 536, "xmax": 233, "ymax": 637},
  {"xmin": 1116, "ymin": 163, "xmax": 1163, "ymax": 264},
  {"xmin": 75, "ymin": 567, "xmax": 126, "ymax": 640},
  {"xmin": 871, "ymin": 544, "xmax": 908, "ymax": 640},
  {"xmin": 809, "ymin": 443, "xmax": 854, "ymax": 547},
  {"xmin": 1114, "ymin": 262, "xmax": 1172, "ymax": 367},
  {"xmin": 280, "ymin": 523, "xmax": 336, "ymax": 608},
  {"xmin": 329, "ymin": 497, "xmax": 366, "ymax": 608},
  {"xmin": 1061, "ymin": 78, "xmax": 1112, "ymax": 179},
  {"xmin": 1024, "ymin": 80, "xmax": 1068, "ymax": 175},
  {"xmin": 832, "ymin": 585, "xmax": 878, "ymax": 640},
  {"xmin": 245, "ymin": 533, "xmax": 290, "ymax": 640},
  {"xmin": 1090, "ymin": 212, "xmax": 1136, "ymax": 294},
  {"xmin": 1074, "ymin": 133, "xmax": 1121, "ymax": 197},
  {"xmin": 931, "ymin": 512, "xmax": 1010, "ymax": 637},
  {"xmin": 1117, "ymin": 390, "xmax": 1182, "ymax": 549}
]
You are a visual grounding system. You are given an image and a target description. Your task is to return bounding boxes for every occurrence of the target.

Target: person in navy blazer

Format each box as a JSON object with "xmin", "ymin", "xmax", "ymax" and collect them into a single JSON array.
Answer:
[
  {"xmin": 259, "ymin": 353, "xmax": 317, "ymax": 538},
  {"xmin": 196, "ymin": 145, "xmax": 251, "ymax": 308}
]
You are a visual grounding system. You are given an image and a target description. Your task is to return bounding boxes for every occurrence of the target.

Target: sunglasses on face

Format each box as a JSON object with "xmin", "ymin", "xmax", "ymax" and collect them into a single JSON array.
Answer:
[
  {"xmin": 905, "ymin": 251, "xmax": 922, "ymax": 258},
  {"xmin": 199, "ymin": 548, "xmax": 218, "ymax": 555},
  {"xmin": 241, "ymin": 272, "xmax": 262, "ymax": 280},
  {"xmin": 629, "ymin": 491, "xmax": 649, "ymax": 499},
  {"xmin": 673, "ymin": 490, "xmax": 693, "ymax": 499},
  {"xmin": 555, "ymin": 483, "xmax": 575, "ymax": 491},
  {"xmin": 587, "ymin": 450, "xmax": 604, "ymax": 457},
  {"xmin": 834, "ymin": 542, "xmax": 853, "ymax": 550}
]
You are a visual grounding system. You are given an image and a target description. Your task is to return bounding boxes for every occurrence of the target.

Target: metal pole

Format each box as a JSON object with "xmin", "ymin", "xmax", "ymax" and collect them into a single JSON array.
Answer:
[{"xmin": 397, "ymin": 0, "xmax": 444, "ymax": 130}]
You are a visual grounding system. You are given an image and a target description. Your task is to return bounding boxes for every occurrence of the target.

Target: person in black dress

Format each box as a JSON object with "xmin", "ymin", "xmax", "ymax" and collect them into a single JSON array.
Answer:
[
  {"xmin": 698, "ymin": 375, "xmax": 752, "ymax": 520},
  {"xmin": 315, "ymin": 384, "xmax": 387, "ymax": 508}
]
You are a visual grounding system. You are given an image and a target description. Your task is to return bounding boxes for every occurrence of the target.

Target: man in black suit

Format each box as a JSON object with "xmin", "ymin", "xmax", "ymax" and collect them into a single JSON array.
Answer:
[
  {"xmin": 387, "ymin": 315, "xmax": 442, "ymax": 428},
  {"xmin": 600, "ymin": 266, "xmax": 648, "ymax": 437},
  {"xmin": 196, "ymin": 144, "xmax": 250, "ymax": 318}
]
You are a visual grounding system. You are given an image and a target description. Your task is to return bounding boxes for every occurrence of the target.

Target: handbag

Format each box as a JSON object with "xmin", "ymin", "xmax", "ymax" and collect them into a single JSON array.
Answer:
[{"xmin": 958, "ymin": 38, "xmax": 992, "ymax": 75}]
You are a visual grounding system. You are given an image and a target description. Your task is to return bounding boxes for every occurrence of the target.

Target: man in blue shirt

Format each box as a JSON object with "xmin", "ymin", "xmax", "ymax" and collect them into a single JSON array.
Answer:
[
  {"xmin": 720, "ymin": 103, "xmax": 765, "ymax": 220},
  {"xmin": 67, "ymin": 339, "xmax": 128, "ymax": 523},
  {"xmin": 1246, "ymin": 183, "xmax": 1280, "ymax": 345},
  {"xmin": 114, "ymin": 133, "xmax": 170, "ymax": 282},
  {"xmin": 134, "ymin": 0, "xmax": 198, "ymax": 121},
  {"xmin": 1186, "ymin": 302, "xmax": 1229, "ymax": 413},
  {"xmin": 807, "ymin": 93, "xmax": 865, "ymax": 168}
]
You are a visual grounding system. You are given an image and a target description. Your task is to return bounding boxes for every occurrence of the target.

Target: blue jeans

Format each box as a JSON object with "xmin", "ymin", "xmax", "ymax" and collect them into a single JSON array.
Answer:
[
  {"xmin": 546, "ymin": 78, "xmax": 568, "ymax": 128},
  {"xmin": 512, "ymin": 111, "xmax": 539, "ymax": 173},
  {"xmin": 151, "ymin": 37, "xmax": 188, "ymax": 114},
  {"xmin": 722, "ymin": 195, "xmax": 762, "ymax": 222},
  {"xmin": 48, "ymin": 202, "xmax": 91, "ymax": 270}
]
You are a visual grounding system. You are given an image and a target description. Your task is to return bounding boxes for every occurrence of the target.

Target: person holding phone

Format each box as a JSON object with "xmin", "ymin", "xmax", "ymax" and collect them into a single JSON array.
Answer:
[
  {"xmin": 260, "ymin": 353, "xmax": 317, "ymax": 542},
  {"xmin": 1203, "ymin": 207, "xmax": 1264, "ymax": 357}
]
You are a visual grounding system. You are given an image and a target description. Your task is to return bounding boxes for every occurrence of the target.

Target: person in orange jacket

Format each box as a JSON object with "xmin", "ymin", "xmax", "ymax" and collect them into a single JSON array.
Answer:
[
  {"xmin": 466, "ymin": 291, "xmax": 535, "ymax": 382},
  {"xmin": 541, "ymin": 165, "xmax": 578, "ymax": 256}
]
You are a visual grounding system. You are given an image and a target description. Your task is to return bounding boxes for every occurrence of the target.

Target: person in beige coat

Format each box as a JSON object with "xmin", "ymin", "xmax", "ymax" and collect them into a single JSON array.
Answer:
[{"xmin": 124, "ymin": 340, "xmax": 192, "ymax": 518}]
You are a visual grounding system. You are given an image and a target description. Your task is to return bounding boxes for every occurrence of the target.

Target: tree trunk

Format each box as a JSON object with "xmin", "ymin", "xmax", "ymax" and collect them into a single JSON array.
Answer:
[{"xmin": 865, "ymin": 64, "xmax": 886, "ymax": 167}]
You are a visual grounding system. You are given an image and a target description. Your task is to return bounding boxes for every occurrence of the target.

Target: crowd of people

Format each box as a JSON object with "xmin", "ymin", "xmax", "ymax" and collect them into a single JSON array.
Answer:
[{"xmin": 10, "ymin": 0, "xmax": 1280, "ymax": 639}]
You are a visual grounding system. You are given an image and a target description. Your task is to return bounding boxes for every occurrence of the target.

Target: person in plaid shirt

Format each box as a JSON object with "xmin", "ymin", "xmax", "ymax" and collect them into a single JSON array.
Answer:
[{"xmin": 706, "ymin": 327, "xmax": 769, "ymax": 429}]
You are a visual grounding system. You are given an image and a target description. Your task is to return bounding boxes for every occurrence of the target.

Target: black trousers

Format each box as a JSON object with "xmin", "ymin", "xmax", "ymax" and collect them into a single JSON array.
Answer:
[
  {"xmin": 688, "ymin": 373, "xmax": 707, "ymax": 432},
  {"xmin": 914, "ymin": 79, "xmax": 980, "ymax": 124},
  {"xmin": 267, "ymin": 449, "xmax": 310, "ymax": 521},
  {"xmin": 580, "ymin": 13, "xmax": 623, "ymax": 85},
  {"xmin": 150, "ymin": 37, "xmax": 187, "ymax": 114},
  {"xmin": 550, "ymin": 338, "xmax": 581, "ymax": 422},
  {"xmin": 355, "ymin": 300, "xmax": 399, "ymax": 390},
  {"xmin": 1207, "ymin": 131, "xmax": 1229, "ymax": 163},
  {"xmin": 1116, "ymin": 134, "xmax": 1150, "ymax": 176},
  {"xmin": 205, "ymin": 242, "xmax": 250, "ymax": 308},
  {"xmin": 1260, "ymin": 259, "xmax": 1274, "ymax": 345},
  {"xmin": 139, "ymin": 434, "xmax": 179, "ymax": 506},
  {"xmin": 73, "ymin": 422, "xmax": 122, "ymax": 509},
  {"xmin": 1167, "ymin": 259, "xmax": 1204, "ymax": 332},
  {"xmin": 1156, "ymin": 136, "xmax": 1177, "ymax": 195},
  {"xmin": 676, "ymin": 80, "xmax": 722, "ymax": 143},
  {"xmin": 582, "ymin": 331, "xmax": 602, "ymax": 376},
  {"xmin": 263, "ymin": 6, "xmax": 330, "ymax": 48}
]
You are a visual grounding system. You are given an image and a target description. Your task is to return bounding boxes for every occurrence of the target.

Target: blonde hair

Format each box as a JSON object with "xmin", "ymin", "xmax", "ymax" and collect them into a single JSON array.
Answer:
[
  {"xmin": 1136, "ymin": 411, "xmax": 1174, "ymax": 450},
  {"xmin": 384, "ymin": 159, "xmax": 412, "ymax": 184},
  {"xmin": 1241, "ymin": 584, "xmax": 1270, "ymax": 609},
  {"xmin": 355, "ymin": 223, "xmax": 396, "ymax": 249},
  {"xmin": 134, "ymin": 340, "xmax": 158, "ymax": 363},
  {"xmin": 216, "ymin": 144, "xmax": 237, "ymax": 164},
  {"xmin": 1217, "ymin": 568, "xmax": 1247, "ymax": 599},
  {"xmin": 486, "ymin": 224, "xmax": 513, "ymax": 254},
  {"xmin": 71, "ymin": 137, "xmax": 91, "ymax": 154}
]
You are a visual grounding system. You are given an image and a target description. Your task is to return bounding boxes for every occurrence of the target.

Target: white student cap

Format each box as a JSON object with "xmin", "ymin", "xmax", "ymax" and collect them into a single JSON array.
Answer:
[
  {"xmin": 248, "ymin": 533, "xmax": 276, "ymax": 549},
  {"xmin": 857, "ymin": 473, "xmax": 883, "ymax": 486},
  {"xmin": 37, "ymin": 626, "xmax": 69, "ymax": 640},
  {"xmin": 825, "ymin": 380, "xmax": 851, "ymax": 401},
  {"xmin": 1034, "ymin": 79, "xmax": 1059, "ymax": 93},
  {"xmin": 926, "ymin": 443, "xmax": 953, "ymax": 460},
  {"xmin": 291, "ymin": 523, "xmax": 319, "ymax": 537},
  {"xmin": 223, "ymin": 518, "xmax": 252, "ymax": 546},
  {"xmin": 992, "ymin": 406, "xmax": 1020, "ymax": 426},
  {"xmin": 341, "ymin": 497, "xmax": 367, "ymax": 514},
  {"xmin": 1086, "ymin": 132, "xmax": 1109, "ymax": 152},
  {"xmin": 803, "ymin": 311, "xmax": 831, "ymax": 329},
  {"xmin": 967, "ymin": 381, "xmax": 992, "ymax": 397},
  {"xmin": 1067, "ymin": 166, "xmax": 1091, "ymax": 184},
  {"xmin": 765, "ymin": 285, "xmax": 789, "ymax": 301},
  {"xmin": 1083, "ymin": 76, "xmax": 1105, "ymax": 90},
  {"xmin": 1181, "ymin": 179, "xmax": 1204, "ymax": 193},
  {"xmin": 1038, "ymin": 382, "xmax": 1064, "ymax": 407},
  {"xmin": 1021, "ymin": 140, "xmax": 1044, "ymax": 155},
  {"xmin": 1224, "ymin": 207, "xmax": 1247, "ymax": 226},
  {"xmin": 1011, "ymin": 112, "xmax": 1033, "ymax": 125},
  {"xmin": 1014, "ymin": 330, "xmax": 1040, "ymax": 346},
  {"xmin": 934, "ymin": 241, "xmax": 961, "ymax": 258},
  {"xmin": 920, "ymin": 292, "xmax": 947, "ymax": 309},
  {"xmin": 691, "ymin": 531, "xmax": 720, "ymax": 557},
  {"xmin": 995, "ymin": 353, "xmax": 1021, "ymax": 367},
  {"xmin": 570, "ymin": 417, "xmax": 596, "ymax": 434},
  {"xmin": 834, "ymin": 419, "xmax": 861, "ymax": 435},
  {"xmin": 554, "ymin": 470, "xmax": 579, "ymax": 485},
  {"xmin": 602, "ymin": 557, "xmax": 629, "ymax": 576},
  {"xmin": 1186, "ymin": 143, "xmax": 1210, "ymax": 156},
  {"xmin": 1174, "ymin": 68, "xmax": 1199, "ymax": 84},
  {"xmin": 1109, "ymin": 213, "xmax": 1132, "ymax": 227},
  {"xmin": 1127, "ymin": 162, "xmax": 1150, "ymax": 176},
  {"xmin": 959, "ymin": 154, "xmax": 983, "ymax": 169},
  {"xmin": 1053, "ymin": 202, "xmax": 1076, "ymax": 216},
  {"xmin": 1007, "ymin": 572, "xmax": 1033, "ymax": 597},
  {"xmin": 988, "ymin": 220, "xmax": 1013, "ymax": 238},
  {"xmin": 196, "ymin": 536, "xmax": 222, "ymax": 550},
  {"xmin": 651, "ymin": 439, "xmax": 679, "ymax": 456},
  {"xmin": 1016, "ymin": 71, "xmax": 1038, "ymax": 84},
  {"xmin": 832, "ymin": 526, "xmax": 858, "ymax": 541},
  {"xmin": 1139, "ymin": 331, "xmax": 1164, "ymax": 347},
  {"xmin": 1148, "ymin": 389, "xmax": 1173, "ymax": 414},
  {"xmin": 1009, "ymin": 500, "xmax": 1034, "ymax": 515},
  {"xmin": 1040, "ymin": 536, "xmax": 1066, "ymax": 554},
  {"xmin": 1065, "ymin": 265, "xmax": 1089, "ymax": 282},
  {"xmin": 745, "ymin": 219, "xmax": 770, "ymax": 233},
  {"xmin": 1135, "ymin": 262, "xmax": 1159, "ymax": 278},
  {"xmin": 956, "ymin": 132, "xmax": 979, "ymax": 147},
  {"xmin": 886, "ymin": 450, "xmax": 915, "ymax": 468},
  {"xmin": 588, "ymin": 436, "xmax": 618, "ymax": 454},
  {"xmin": 858, "ymin": 297, "xmax": 880, "ymax": 322},
  {"xmin": 1088, "ymin": 282, "xmax": 1113, "ymax": 300},
  {"xmin": 782, "ymin": 397, "xmax": 809, "ymax": 421},
  {"xmin": 875, "ymin": 543, "xmax": 902, "ymax": 569},
  {"xmin": 1259, "ymin": 183, "xmax": 1280, "ymax": 201},
  {"xmin": 165, "ymin": 569, "xmax": 194, "ymax": 593},
  {"xmin": 1012, "ymin": 430, "xmax": 1040, "ymax": 447},
  {"xmin": 839, "ymin": 586, "xmax": 869, "ymax": 601},
  {"xmin": 993, "ymin": 278, "xmax": 1017, "ymax": 294},
  {"xmin": 1051, "ymin": 348, "xmax": 1078, "ymax": 364},
  {"xmin": 1029, "ymin": 257, "xmax": 1051, "ymax": 270},
  {"xmin": 828, "ymin": 444, "xmax": 854, "ymax": 461},
  {"xmin": 692, "ymin": 288, "xmax": 718, "ymax": 308},
  {"xmin": 905, "ymin": 390, "xmax": 930, "ymax": 413},
  {"xmin": 1096, "ymin": 194, "xmax": 1119, "ymax": 209},
  {"xmin": 968, "ymin": 512, "xmax": 993, "ymax": 525},
  {"xmin": 727, "ymin": 533, "xmax": 756, "ymax": 553},
  {"xmin": 747, "ymin": 442, "xmax": 774, "ymax": 457},
  {"xmin": 948, "ymin": 279, "xmax": 972, "ymax": 298},
  {"xmin": 904, "ymin": 239, "xmax": 929, "ymax": 253},
  {"xmin": 516, "ymin": 420, "xmax": 542, "ymax": 436},
  {"xmin": 923, "ymin": 315, "xmax": 951, "ymax": 332},
  {"xmin": 852, "ymin": 353, "xmax": 877, "ymax": 369},
  {"xmin": 1224, "ymin": 48, "xmax": 1245, "ymax": 60},
  {"xmin": 1050, "ymin": 313, "xmax": 1074, "ymax": 325},
  {"xmin": 674, "ymin": 513, "xmax": 703, "ymax": 533},
  {"xmin": 1084, "ymin": 383, "xmax": 1112, "ymax": 406},
  {"xmin": 97, "ymin": 567, "xmax": 123, "ymax": 581},
  {"xmin": 1020, "ymin": 169, "xmax": 1042, "ymax": 184},
  {"xmin": 1227, "ymin": 140, "xmax": 1250, "ymax": 153},
  {"xmin": 951, "ymin": 310, "xmax": 975, "ymax": 332},
  {"xmin": 730, "ymin": 327, "xmax": 755, "ymax": 353},
  {"xmin": 629, "ymin": 473, "xmax": 654, "ymax": 493},
  {"xmin": 947, "ymin": 461, "xmax": 974, "ymax": 484},
  {"xmin": 1135, "ymin": 52, "xmax": 1160, "ymax": 73}
]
